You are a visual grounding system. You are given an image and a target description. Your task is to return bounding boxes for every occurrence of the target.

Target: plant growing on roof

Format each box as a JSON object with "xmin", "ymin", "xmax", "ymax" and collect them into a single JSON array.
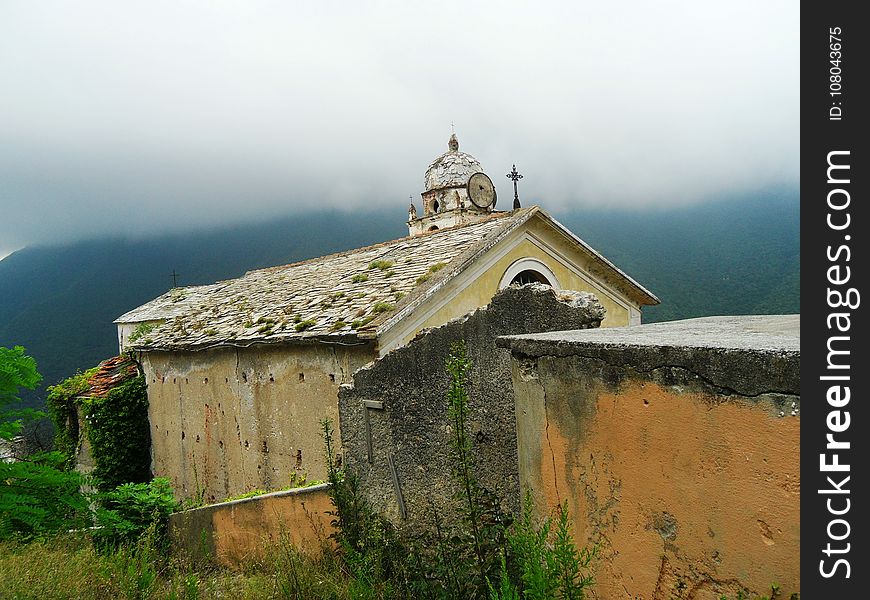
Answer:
[
  {"xmin": 352, "ymin": 274, "xmax": 369, "ymax": 284},
  {"xmin": 128, "ymin": 322, "xmax": 156, "ymax": 344},
  {"xmin": 368, "ymin": 260, "xmax": 394, "ymax": 271},
  {"xmin": 295, "ymin": 319, "xmax": 317, "ymax": 332},
  {"xmin": 371, "ymin": 302, "xmax": 395, "ymax": 314},
  {"xmin": 351, "ymin": 316, "xmax": 375, "ymax": 330}
]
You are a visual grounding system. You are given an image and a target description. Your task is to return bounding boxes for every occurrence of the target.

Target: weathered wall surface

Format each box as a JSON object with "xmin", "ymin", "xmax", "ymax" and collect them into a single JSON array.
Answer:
[
  {"xmin": 140, "ymin": 342, "xmax": 374, "ymax": 502},
  {"xmin": 389, "ymin": 217, "xmax": 643, "ymax": 354},
  {"xmin": 168, "ymin": 484, "xmax": 334, "ymax": 567},
  {"xmin": 338, "ymin": 284, "xmax": 605, "ymax": 527},
  {"xmin": 499, "ymin": 316, "xmax": 800, "ymax": 600}
]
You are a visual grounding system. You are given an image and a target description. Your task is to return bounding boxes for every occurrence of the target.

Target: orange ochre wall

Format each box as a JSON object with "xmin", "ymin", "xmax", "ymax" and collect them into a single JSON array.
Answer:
[
  {"xmin": 513, "ymin": 359, "xmax": 800, "ymax": 599},
  {"xmin": 168, "ymin": 484, "xmax": 335, "ymax": 568}
]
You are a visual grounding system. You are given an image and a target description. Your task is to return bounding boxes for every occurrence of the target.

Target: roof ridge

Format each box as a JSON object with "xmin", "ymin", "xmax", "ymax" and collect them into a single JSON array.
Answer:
[{"xmin": 242, "ymin": 211, "xmax": 518, "ymax": 276}]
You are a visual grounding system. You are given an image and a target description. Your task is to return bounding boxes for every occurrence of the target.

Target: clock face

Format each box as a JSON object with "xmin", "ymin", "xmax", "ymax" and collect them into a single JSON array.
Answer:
[{"xmin": 467, "ymin": 172, "xmax": 497, "ymax": 209}]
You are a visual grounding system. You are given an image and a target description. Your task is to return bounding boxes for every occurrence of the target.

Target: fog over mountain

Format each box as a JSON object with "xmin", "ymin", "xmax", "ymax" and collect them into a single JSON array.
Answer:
[
  {"xmin": 0, "ymin": 1, "xmax": 798, "ymax": 258},
  {"xmin": 1, "ymin": 188, "xmax": 798, "ymax": 412}
]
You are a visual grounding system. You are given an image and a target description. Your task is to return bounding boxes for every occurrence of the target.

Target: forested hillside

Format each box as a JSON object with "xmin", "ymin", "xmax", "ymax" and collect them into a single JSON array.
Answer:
[{"xmin": 0, "ymin": 188, "xmax": 799, "ymax": 410}]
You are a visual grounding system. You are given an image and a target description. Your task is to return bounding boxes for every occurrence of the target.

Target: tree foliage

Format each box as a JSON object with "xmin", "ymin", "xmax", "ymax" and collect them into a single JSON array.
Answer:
[{"xmin": 0, "ymin": 345, "xmax": 43, "ymax": 441}]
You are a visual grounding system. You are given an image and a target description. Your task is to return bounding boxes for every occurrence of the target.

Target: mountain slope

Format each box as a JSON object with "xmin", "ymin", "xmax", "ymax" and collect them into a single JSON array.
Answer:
[{"xmin": 1, "ymin": 190, "xmax": 799, "ymax": 410}]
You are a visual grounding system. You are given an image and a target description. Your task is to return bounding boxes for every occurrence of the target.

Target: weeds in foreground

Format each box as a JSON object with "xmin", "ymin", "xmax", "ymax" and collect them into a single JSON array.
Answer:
[{"xmin": 319, "ymin": 342, "xmax": 597, "ymax": 600}]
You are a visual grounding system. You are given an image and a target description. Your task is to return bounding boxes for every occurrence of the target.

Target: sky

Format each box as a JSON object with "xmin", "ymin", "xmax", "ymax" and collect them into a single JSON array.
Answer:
[{"xmin": 0, "ymin": 1, "xmax": 799, "ymax": 259}]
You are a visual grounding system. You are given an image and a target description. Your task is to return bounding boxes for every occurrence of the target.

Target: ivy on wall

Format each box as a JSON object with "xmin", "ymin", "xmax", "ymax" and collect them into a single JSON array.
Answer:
[
  {"xmin": 47, "ymin": 359, "xmax": 151, "ymax": 490},
  {"xmin": 46, "ymin": 368, "xmax": 98, "ymax": 470}
]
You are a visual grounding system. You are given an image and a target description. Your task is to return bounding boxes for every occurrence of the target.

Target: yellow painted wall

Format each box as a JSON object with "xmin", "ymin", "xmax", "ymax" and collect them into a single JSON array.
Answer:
[
  {"xmin": 397, "ymin": 218, "xmax": 640, "ymax": 347},
  {"xmin": 141, "ymin": 343, "xmax": 374, "ymax": 502}
]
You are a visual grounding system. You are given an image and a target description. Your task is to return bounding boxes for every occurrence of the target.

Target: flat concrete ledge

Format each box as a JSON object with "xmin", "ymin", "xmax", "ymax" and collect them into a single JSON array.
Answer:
[{"xmin": 498, "ymin": 315, "xmax": 800, "ymax": 396}]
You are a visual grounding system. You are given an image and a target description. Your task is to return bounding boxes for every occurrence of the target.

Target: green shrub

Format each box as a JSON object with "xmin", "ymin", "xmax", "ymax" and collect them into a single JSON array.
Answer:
[
  {"xmin": 92, "ymin": 478, "xmax": 179, "ymax": 549},
  {"xmin": 0, "ymin": 451, "xmax": 90, "ymax": 540}
]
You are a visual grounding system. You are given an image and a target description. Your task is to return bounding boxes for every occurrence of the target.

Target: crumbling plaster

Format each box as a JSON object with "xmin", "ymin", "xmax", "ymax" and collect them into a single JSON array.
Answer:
[
  {"xmin": 339, "ymin": 284, "xmax": 605, "ymax": 528},
  {"xmin": 141, "ymin": 342, "xmax": 374, "ymax": 502},
  {"xmin": 500, "ymin": 316, "xmax": 800, "ymax": 599}
]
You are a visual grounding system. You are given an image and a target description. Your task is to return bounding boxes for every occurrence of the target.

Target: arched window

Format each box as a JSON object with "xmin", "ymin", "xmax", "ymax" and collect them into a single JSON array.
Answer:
[
  {"xmin": 510, "ymin": 269, "xmax": 549, "ymax": 286},
  {"xmin": 428, "ymin": 225, "xmax": 439, "ymax": 232},
  {"xmin": 499, "ymin": 258, "xmax": 560, "ymax": 290}
]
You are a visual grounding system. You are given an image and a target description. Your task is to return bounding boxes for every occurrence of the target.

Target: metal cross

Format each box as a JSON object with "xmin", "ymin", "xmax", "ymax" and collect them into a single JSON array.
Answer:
[
  {"xmin": 506, "ymin": 164, "xmax": 523, "ymax": 209},
  {"xmin": 171, "ymin": 270, "xmax": 179, "ymax": 288}
]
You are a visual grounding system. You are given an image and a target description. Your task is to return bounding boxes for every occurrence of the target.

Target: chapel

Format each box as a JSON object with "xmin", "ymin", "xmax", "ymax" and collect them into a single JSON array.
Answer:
[{"xmin": 115, "ymin": 134, "xmax": 658, "ymax": 501}]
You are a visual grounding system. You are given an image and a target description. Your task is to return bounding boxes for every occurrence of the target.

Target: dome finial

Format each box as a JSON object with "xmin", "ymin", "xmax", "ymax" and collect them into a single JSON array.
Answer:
[{"xmin": 448, "ymin": 132, "xmax": 459, "ymax": 152}]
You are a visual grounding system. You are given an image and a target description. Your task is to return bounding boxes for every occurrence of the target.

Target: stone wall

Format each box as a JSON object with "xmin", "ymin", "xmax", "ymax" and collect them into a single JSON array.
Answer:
[
  {"xmin": 498, "ymin": 315, "xmax": 800, "ymax": 600},
  {"xmin": 338, "ymin": 284, "xmax": 605, "ymax": 526},
  {"xmin": 140, "ymin": 342, "xmax": 374, "ymax": 502},
  {"xmin": 168, "ymin": 484, "xmax": 334, "ymax": 567}
]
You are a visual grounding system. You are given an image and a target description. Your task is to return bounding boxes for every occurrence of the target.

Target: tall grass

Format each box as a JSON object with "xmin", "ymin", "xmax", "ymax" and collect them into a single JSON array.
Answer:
[{"xmin": 0, "ymin": 529, "xmax": 371, "ymax": 600}]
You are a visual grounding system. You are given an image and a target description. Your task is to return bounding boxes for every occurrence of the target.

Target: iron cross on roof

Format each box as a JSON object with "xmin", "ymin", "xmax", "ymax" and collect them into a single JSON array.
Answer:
[{"xmin": 506, "ymin": 164, "xmax": 523, "ymax": 209}]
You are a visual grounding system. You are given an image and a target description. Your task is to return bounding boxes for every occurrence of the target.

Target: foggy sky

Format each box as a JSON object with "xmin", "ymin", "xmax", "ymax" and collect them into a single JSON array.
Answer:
[{"xmin": 0, "ymin": 1, "xmax": 799, "ymax": 258}]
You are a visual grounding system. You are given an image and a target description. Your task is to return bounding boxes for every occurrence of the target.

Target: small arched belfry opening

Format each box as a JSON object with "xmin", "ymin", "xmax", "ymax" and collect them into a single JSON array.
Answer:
[{"xmin": 499, "ymin": 258, "xmax": 561, "ymax": 290}]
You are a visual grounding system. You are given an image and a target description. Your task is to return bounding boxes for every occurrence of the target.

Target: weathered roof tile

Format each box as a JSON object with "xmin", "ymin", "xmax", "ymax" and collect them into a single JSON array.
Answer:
[{"xmin": 118, "ymin": 211, "xmax": 524, "ymax": 351}]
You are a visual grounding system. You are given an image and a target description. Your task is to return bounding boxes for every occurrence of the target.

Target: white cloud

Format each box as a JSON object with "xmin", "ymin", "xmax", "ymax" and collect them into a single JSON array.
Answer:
[{"xmin": 0, "ymin": 0, "xmax": 799, "ymax": 249}]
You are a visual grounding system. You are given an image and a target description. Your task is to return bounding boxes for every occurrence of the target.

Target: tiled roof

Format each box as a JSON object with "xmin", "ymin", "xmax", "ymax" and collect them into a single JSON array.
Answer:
[
  {"xmin": 120, "ymin": 210, "xmax": 529, "ymax": 351},
  {"xmin": 84, "ymin": 355, "xmax": 141, "ymax": 398}
]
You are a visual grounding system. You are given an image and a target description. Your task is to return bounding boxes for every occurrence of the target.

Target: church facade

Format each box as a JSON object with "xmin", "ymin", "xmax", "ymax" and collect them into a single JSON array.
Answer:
[{"xmin": 116, "ymin": 135, "xmax": 658, "ymax": 501}]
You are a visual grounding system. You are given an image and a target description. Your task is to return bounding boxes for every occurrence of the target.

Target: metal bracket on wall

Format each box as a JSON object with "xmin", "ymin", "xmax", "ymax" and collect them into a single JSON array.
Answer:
[
  {"xmin": 362, "ymin": 399, "xmax": 383, "ymax": 463},
  {"xmin": 387, "ymin": 451, "xmax": 407, "ymax": 520}
]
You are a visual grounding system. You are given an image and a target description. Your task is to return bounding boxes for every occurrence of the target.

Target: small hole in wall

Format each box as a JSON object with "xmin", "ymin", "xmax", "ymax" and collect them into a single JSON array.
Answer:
[
  {"xmin": 195, "ymin": 434, "xmax": 200, "ymax": 443},
  {"xmin": 295, "ymin": 449, "xmax": 303, "ymax": 467},
  {"xmin": 262, "ymin": 440, "xmax": 269, "ymax": 453},
  {"xmin": 181, "ymin": 431, "xmax": 185, "ymax": 440},
  {"xmin": 203, "ymin": 377, "xmax": 208, "ymax": 384},
  {"xmin": 298, "ymin": 373, "xmax": 305, "ymax": 382},
  {"xmin": 218, "ymin": 440, "xmax": 223, "ymax": 449},
  {"xmin": 643, "ymin": 399, "xmax": 649, "ymax": 406},
  {"xmin": 161, "ymin": 376, "xmax": 165, "ymax": 383},
  {"xmin": 152, "ymin": 378, "xmax": 156, "ymax": 383},
  {"xmin": 242, "ymin": 372, "xmax": 247, "ymax": 383},
  {"xmin": 173, "ymin": 378, "xmax": 177, "ymax": 384},
  {"xmin": 185, "ymin": 378, "xmax": 189, "ymax": 384},
  {"xmin": 269, "ymin": 374, "xmax": 274, "ymax": 382},
  {"xmin": 329, "ymin": 374, "xmax": 336, "ymax": 383},
  {"xmin": 244, "ymin": 440, "xmax": 249, "ymax": 449},
  {"xmin": 225, "ymin": 377, "xmax": 229, "ymax": 383}
]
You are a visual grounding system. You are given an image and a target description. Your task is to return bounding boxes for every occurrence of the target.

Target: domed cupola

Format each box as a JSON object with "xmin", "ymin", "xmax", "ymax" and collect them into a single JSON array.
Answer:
[
  {"xmin": 424, "ymin": 134, "xmax": 483, "ymax": 192},
  {"xmin": 409, "ymin": 133, "xmax": 498, "ymax": 236}
]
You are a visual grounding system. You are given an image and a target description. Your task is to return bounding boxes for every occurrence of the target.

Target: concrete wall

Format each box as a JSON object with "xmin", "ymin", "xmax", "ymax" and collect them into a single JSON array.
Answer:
[
  {"xmin": 141, "ymin": 342, "xmax": 374, "ymax": 502},
  {"xmin": 499, "ymin": 316, "xmax": 800, "ymax": 600},
  {"xmin": 168, "ymin": 484, "xmax": 334, "ymax": 568},
  {"xmin": 338, "ymin": 284, "xmax": 605, "ymax": 527}
]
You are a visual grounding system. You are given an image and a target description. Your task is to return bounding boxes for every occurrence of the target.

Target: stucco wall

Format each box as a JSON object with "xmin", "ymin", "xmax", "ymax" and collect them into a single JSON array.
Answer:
[
  {"xmin": 499, "ymin": 316, "xmax": 800, "ymax": 599},
  {"xmin": 168, "ymin": 484, "xmax": 334, "ymax": 567},
  {"xmin": 338, "ymin": 284, "xmax": 605, "ymax": 527},
  {"xmin": 388, "ymin": 216, "xmax": 645, "ymax": 353},
  {"xmin": 140, "ymin": 342, "xmax": 374, "ymax": 502}
]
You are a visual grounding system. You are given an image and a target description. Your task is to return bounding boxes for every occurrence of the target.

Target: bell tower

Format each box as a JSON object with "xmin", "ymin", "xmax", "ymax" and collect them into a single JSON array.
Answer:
[{"xmin": 408, "ymin": 134, "xmax": 498, "ymax": 236}]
